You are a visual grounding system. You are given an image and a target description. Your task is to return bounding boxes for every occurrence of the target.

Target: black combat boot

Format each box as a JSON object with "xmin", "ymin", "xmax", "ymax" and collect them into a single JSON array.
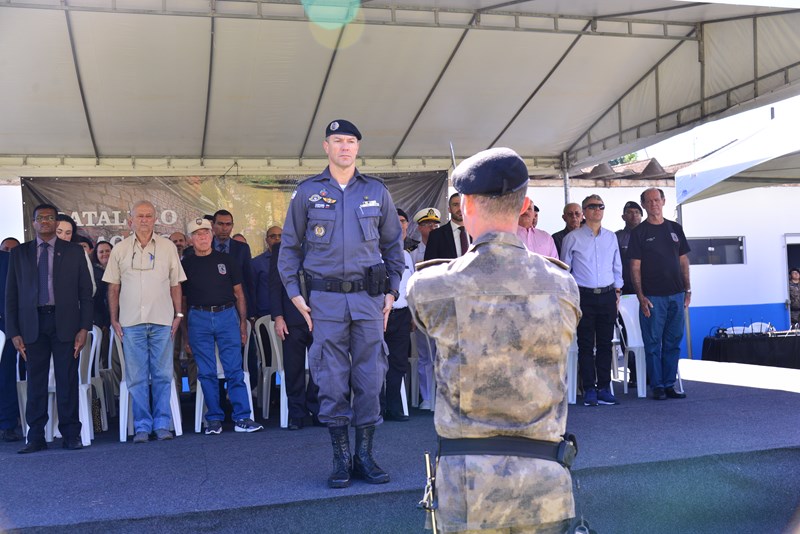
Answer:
[
  {"xmin": 352, "ymin": 425, "xmax": 390, "ymax": 484},
  {"xmin": 328, "ymin": 425, "xmax": 352, "ymax": 488}
]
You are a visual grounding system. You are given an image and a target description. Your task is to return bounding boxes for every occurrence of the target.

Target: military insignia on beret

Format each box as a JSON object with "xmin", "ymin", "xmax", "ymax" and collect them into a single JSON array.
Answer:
[
  {"xmin": 217, "ymin": 264, "xmax": 227, "ymax": 275},
  {"xmin": 314, "ymin": 225, "xmax": 326, "ymax": 237},
  {"xmin": 330, "ymin": 121, "xmax": 339, "ymax": 131},
  {"xmin": 309, "ymin": 194, "xmax": 321, "ymax": 202}
]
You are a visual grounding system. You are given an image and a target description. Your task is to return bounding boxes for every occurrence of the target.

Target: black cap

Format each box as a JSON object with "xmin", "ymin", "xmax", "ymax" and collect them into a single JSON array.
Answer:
[
  {"xmin": 533, "ymin": 205, "xmax": 540, "ymax": 213},
  {"xmin": 325, "ymin": 119, "xmax": 362, "ymax": 140},
  {"xmin": 396, "ymin": 208, "xmax": 409, "ymax": 221},
  {"xmin": 623, "ymin": 201, "xmax": 643, "ymax": 214},
  {"xmin": 452, "ymin": 148, "xmax": 529, "ymax": 197}
]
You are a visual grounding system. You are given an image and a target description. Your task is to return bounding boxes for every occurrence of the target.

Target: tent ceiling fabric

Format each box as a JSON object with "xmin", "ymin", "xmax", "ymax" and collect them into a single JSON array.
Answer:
[
  {"xmin": 1, "ymin": 0, "xmax": 800, "ymax": 176},
  {"xmin": 675, "ymin": 115, "xmax": 800, "ymax": 205}
]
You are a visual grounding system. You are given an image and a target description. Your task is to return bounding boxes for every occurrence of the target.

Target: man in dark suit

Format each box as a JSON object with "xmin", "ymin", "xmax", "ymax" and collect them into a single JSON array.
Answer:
[
  {"xmin": 423, "ymin": 193, "xmax": 469, "ymax": 261},
  {"xmin": 211, "ymin": 210, "xmax": 256, "ymax": 319},
  {"xmin": 0, "ymin": 250, "xmax": 21, "ymax": 442},
  {"xmin": 268, "ymin": 242, "xmax": 319, "ymax": 430},
  {"xmin": 5, "ymin": 204, "xmax": 93, "ymax": 453}
]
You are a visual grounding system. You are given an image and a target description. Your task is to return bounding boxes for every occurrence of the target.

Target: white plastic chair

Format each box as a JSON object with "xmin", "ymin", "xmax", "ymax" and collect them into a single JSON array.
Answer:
[
  {"xmin": 72, "ymin": 325, "xmax": 101, "ymax": 445},
  {"xmin": 89, "ymin": 326, "xmax": 108, "ymax": 432},
  {"xmin": 193, "ymin": 322, "xmax": 256, "ymax": 433},
  {"xmin": 100, "ymin": 329, "xmax": 119, "ymax": 417},
  {"xmin": 114, "ymin": 332, "xmax": 183, "ymax": 442},
  {"xmin": 253, "ymin": 315, "xmax": 288, "ymax": 427},
  {"xmin": 618, "ymin": 295, "xmax": 649, "ymax": 398},
  {"xmin": 16, "ymin": 355, "xmax": 58, "ymax": 442}
]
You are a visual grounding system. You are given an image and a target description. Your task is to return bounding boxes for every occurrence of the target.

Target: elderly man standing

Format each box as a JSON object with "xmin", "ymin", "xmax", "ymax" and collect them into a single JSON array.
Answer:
[
  {"xmin": 561, "ymin": 194, "xmax": 623, "ymax": 407},
  {"xmin": 629, "ymin": 188, "xmax": 691, "ymax": 401},
  {"xmin": 181, "ymin": 218, "xmax": 262, "ymax": 435},
  {"xmin": 552, "ymin": 203, "xmax": 583, "ymax": 256},
  {"xmin": 517, "ymin": 201, "xmax": 558, "ymax": 257},
  {"xmin": 408, "ymin": 148, "xmax": 580, "ymax": 533},
  {"xmin": 279, "ymin": 119, "xmax": 404, "ymax": 488},
  {"xmin": 104, "ymin": 200, "xmax": 186, "ymax": 443}
]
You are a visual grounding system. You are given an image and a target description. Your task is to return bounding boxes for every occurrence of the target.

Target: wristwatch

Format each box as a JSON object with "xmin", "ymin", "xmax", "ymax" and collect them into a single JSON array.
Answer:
[
  {"xmin": 175, "ymin": 312, "xmax": 185, "ymax": 318},
  {"xmin": 386, "ymin": 289, "xmax": 400, "ymax": 300}
]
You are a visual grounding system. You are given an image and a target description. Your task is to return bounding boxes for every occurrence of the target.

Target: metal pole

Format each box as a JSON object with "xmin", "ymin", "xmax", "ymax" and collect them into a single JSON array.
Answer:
[{"xmin": 561, "ymin": 152, "xmax": 570, "ymax": 204}]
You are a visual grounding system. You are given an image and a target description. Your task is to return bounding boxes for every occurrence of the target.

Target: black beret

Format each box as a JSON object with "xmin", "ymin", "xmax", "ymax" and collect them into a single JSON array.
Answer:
[
  {"xmin": 623, "ymin": 201, "xmax": 643, "ymax": 214},
  {"xmin": 325, "ymin": 119, "xmax": 362, "ymax": 140},
  {"xmin": 452, "ymin": 148, "xmax": 529, "ymax": 196},
  {"xmin": 396, "ymin": 208, "xmax": 409, "ymax": 221}
]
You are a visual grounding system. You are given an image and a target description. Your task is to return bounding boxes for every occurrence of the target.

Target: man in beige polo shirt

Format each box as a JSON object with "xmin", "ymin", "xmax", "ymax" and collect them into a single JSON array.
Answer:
[{"xmin": 104, "ymin": 200, "xmax": 187, "ymax": 443}]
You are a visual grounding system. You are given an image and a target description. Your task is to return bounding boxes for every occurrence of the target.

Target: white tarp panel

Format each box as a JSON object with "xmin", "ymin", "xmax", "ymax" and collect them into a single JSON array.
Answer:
[
  {"xmin": 675, "ymin": 115, "xmax": 800, "ymax": 204},
  {"xmin": 1, "ymin": 1, "xmax": 799, "ymax": 176}
]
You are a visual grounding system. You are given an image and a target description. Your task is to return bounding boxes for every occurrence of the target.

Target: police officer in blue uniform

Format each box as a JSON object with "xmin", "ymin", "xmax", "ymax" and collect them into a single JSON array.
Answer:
[{"xmin": 279, "ymin": 119, "xmax": 404, "ymax": 489}]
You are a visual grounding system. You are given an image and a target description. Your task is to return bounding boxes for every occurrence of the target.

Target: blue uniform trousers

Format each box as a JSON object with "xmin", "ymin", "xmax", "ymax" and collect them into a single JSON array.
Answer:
[{"xmin": 309, "ymin": 311, "xmax": 388, "ymax": 428}]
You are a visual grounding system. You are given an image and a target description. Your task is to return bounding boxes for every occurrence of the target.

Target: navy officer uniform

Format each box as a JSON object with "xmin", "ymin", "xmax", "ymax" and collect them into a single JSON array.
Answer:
[{"xmin": 279, "ymin": 119, "xmax": 404, "ymax": 489}]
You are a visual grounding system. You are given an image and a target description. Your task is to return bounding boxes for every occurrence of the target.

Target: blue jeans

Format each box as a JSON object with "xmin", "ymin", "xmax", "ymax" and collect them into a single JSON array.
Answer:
[
  {"xmin": 188, "ymin": 307, "xmax": 250, "ymax": 422},
  {"xmin": 122, "ymin": 323, "xmax": 173, "ymax": 433},
  {"xmin": 639, "ymin": 293, "xmax": 685, "ymax": 389}
]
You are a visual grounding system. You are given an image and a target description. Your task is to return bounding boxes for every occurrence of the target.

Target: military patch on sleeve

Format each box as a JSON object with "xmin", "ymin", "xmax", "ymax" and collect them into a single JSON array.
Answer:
[{"xmin": 543, "ymin": 256, "xmax": 569, "ymax": 270}]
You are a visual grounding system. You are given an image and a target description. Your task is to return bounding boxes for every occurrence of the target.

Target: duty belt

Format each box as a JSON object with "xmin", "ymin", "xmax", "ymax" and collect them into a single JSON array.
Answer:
[
  {"xmin": 578, "ymin": 284, "xmax": 615, "ymax": 295},
  {"xmin": 309, "ymin": 279, "xmax": 367, "ymax": 294},
  {"xmin": 190, "ymin": 302, "xmax": 235, "ymax": 313},
  {"xmin": 438, "ymin": 434, "xmax": 578, "ymax": 468}
]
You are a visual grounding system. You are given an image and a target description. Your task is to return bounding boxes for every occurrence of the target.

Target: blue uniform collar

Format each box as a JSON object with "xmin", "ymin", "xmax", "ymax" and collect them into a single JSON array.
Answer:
[{"xmin": 314, "ymin": 166, "xmax": 365, "ymax": 188}]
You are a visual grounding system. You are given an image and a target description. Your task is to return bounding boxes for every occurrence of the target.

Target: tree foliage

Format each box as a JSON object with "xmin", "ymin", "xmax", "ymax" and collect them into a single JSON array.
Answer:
[{"xmin": 608, "ymin": 153, "xmax": 638, "ymax": 166}]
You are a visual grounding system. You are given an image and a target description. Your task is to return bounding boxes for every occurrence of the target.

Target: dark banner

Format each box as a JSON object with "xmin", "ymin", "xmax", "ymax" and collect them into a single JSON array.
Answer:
[{"xmin": 21, "ymin": 171, "xmax": 448, "ymax": 255}]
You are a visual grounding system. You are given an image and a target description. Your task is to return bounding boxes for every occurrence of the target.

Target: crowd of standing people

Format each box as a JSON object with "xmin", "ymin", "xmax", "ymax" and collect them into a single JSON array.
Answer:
[{"xmin": 1, "ymin": 118, "xmax": 694, "ymax": 533}]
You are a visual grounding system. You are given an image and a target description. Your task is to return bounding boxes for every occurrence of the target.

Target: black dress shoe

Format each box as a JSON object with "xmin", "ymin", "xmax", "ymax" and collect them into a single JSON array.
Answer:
[
  {"xmin": 18, "ymin": 441, "xmax": 47, "ymax": 454},
  {"xmin": 652, "ymin": 387, "xmax": 667, "ymax": 401},
  {"xmin": 665, "ymin": 387, "xmax": 686, "ymax": 399},
  {"xmin": 287, "ymin": 418, "xmax": 304, "ymax": 431},
  {"xmin": 62, "ymin": 437, "xmax": 84, "ymax": 450},
  {"xmin": 311, "ymin": 415, "xmax": 326, "ymax": 427},
  {"xmin": 1, "ymin": 429, "xmax": 21, "ymax": 442},
  {"xmin": 384, "ymin": 410, "xmax": 409, "ymax": 422}
]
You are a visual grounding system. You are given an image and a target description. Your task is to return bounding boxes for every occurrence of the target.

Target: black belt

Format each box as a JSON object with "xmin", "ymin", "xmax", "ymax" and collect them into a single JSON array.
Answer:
[
  {"xmin": 438, "ymin": 434, "xmax": 577, "ymax": 468},
  {"xmin": 309, "ymin": 279, "xmax": 367, "ymax": 294},
  {"xmin": 37, "ymin": 305, "xmax": 56, "ymax": 313},
  {"xmin": 390, "ymin": 307, "xmax": 408, "ymax": 313},
  {"xmin": 578, "ymin": 284, "xmax": 615, "ymax": 295},
  {"xmin": 190, "ymin": 302, "xmax": 235, "ymax": 313}
]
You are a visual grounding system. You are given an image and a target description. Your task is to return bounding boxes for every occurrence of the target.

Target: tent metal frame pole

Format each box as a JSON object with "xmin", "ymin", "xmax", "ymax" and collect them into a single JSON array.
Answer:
[
  {"xmin": 63, "ymin": 9, "xmax": 98, "ymax": 160},
  {"xmin": 561, "ymin": 152, "xmax": 570, "ymax": 204}
]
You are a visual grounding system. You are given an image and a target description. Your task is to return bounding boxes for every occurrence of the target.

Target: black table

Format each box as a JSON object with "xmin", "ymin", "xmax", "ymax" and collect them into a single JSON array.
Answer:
[{"xmin": 702, "ymin": 334, "xmax": 800, "ymax": 369}]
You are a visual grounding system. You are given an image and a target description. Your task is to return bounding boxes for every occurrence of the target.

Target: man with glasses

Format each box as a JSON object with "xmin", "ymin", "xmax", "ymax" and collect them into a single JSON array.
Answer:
[
  {"xmin": 6, "ymin": 204, "xmax": 93, "ymax": 452},
  {"xmin": 104, "ymin": 200, "xmax": 186, "ymax": 443},
  {"xmin": 409, "ymin": 208, "xmax": 440, "ymax": 266},
  {"xmin": 552, "ymin": 203, "xmax": 583, "ymax": 257},
  {"xmin": 560, "ymin": 194, "xmax": 623, "ymax": 407}
]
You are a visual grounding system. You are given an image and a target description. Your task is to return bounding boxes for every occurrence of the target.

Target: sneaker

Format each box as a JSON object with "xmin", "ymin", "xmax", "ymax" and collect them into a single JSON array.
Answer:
[
  {"xmin": 583, "ymin": 388, "xmax": 598, "ymax": 406},
  {"xmin": 154, "ymin": 428, "xmax": 173, "ymax": 441},
  {"xmin": 234, "ymin": 418, "xmax": 263, "ymax": 433},
  {"xmin": 205, "ymin": 420, "xmax": 223, "ymax": 435},
  {"xmin": 597, "ymin": 388, "xmax": 619, "ymax": 405},
  {"xmin": 133, "ymin": 431, "xmax": 150, "ymax": 444}
]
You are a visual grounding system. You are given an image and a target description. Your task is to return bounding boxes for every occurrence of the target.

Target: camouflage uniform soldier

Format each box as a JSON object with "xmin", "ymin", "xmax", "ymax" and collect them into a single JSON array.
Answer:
[{"xmin": 407, "ymin": 148, "xmax": 581, "ymax": 533}]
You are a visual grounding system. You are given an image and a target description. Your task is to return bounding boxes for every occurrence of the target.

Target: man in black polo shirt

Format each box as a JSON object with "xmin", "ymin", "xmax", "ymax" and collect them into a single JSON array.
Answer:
[{"xmin": 181, "ymin": 218, "xmax": 262, "ymax": 434}]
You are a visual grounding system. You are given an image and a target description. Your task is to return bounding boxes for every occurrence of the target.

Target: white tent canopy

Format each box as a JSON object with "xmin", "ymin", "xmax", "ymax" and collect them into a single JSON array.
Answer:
[
  {"xmin": 675, "ymin": 114, "xmax": 800, "ymax": 204},
  {"xmin": 1, "ymin": 1, "xmax": 800, "ymax": 177}
]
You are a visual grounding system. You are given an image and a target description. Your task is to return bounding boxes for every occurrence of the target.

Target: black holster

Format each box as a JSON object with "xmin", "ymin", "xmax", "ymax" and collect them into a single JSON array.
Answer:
[{"xmin": 366, "ymin": 263, "xmax": 388, "ymax": 296}]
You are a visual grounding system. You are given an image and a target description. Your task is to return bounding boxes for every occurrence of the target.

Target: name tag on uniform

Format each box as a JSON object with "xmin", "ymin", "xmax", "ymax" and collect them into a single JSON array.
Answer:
[
  {"xmin": 359, "ymin": 200, "xmax": 380, "ymax": 208},
  {"xmin": 313, "ymin": 203, "xmax": 333, "ymax": 209}
]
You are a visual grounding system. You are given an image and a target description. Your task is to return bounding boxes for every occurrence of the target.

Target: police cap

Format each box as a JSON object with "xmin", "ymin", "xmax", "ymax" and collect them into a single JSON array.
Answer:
[
  {"xmin": 452, "ymin": 147, "xmax": 529, "ymax": 197},
  {"xmin": 326, "ymin": 119, "xmax": 362, "ymax": 140},
  {"xmin": 623, "ymin": 201, "xmax": 643, "ymax": 214}
]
